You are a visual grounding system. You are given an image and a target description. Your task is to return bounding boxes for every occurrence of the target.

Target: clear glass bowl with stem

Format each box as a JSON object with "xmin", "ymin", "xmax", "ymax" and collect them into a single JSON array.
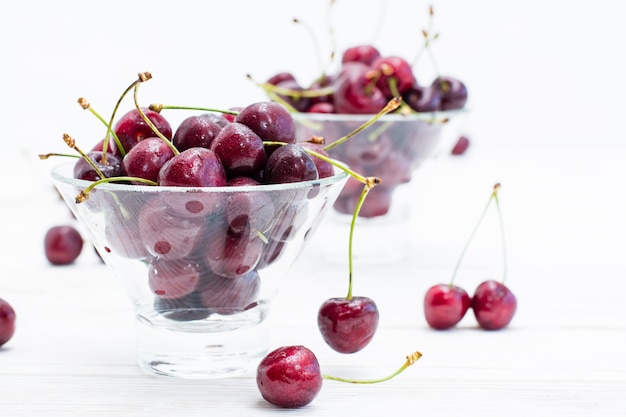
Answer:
[{"xmin": 51, "ymin": 162, "xmax": 348, "ymax": 379}]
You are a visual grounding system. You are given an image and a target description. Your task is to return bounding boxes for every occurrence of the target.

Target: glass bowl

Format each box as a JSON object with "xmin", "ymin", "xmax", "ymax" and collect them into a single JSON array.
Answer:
[
  {"xmin": 51, "ymin": 162, "xmax": 348, "ymax": 379},
  {"xmin": 292, "ymin": 111, "xmax": 462, "ymax": 263}
]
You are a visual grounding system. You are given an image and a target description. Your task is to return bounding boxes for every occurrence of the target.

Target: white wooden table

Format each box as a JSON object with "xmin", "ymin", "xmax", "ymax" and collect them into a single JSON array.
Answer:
[{"xmin": 1, "ymin": 144, "xmax": 625, "ymax": 416}]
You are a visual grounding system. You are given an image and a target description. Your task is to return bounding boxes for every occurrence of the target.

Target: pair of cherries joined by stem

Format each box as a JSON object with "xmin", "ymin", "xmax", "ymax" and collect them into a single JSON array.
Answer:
[{"xmin": 423, "ymin": 183, "xmax": 517, "ymax": 331}]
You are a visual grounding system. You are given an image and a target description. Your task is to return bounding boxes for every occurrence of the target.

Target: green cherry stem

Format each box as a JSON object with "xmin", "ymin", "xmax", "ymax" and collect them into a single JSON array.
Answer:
[
  {"xmin": 132, "ymin": 74, "xmax": 179, "ymax": 156},
  {"xmin": 149, "ymin": 103, "xmax": 239, "ymax": 117},
  {"xmin": 493, "ymin": 183, "xmax": 508, "ymax": 283},
  {"xmin": 322, "ymin": 350, "xmax": 423, "ymax": 384},
  {"xmin": 75, "ymin": 176, "xmax": 158, "ymax": 203},
  {"xmin": 323, "ymin": 96, "xmax": 401, "ymax": 152},
  {"xmin": 346, "ymin": 181, "xmax": 376, "ymax": 300},
  {"xmin": 38, "ymin": 153, "xmax": 80, "ymax": 160},
  {"xmin": 77, "ymin": 98, "xmax": 124, "ymax": 156},
  {"xmin": 102, "ymin": 73, "xmax": 147, "ymax": 160},
  {"xmin": 449, "ymin": 183, "xmax": 503, "ymax": 287},
  {"xmin": 62, "ymin": 133, "xmax": 106, "ymax": 180}
]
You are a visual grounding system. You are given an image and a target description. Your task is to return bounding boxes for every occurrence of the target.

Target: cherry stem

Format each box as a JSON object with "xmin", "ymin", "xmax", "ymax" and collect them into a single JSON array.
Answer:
[
  {"xmin": 322, "ymin": 350, "xmax": 422, "ymax": 384},
  {"xmin": 293, "ymin": 17, "xmax": 327, "ymax": 81},
  {"xmin": 248, "ymin": 74, "xmax": 336, "ymax": 100},
  {"xmin": 322, "ymin": 97, "xmax": 401, "ymax": 152},
  {"xmin": 38, "ymin": 153, "xmax": 80, "ymax": 160},
  {"xmin": 449, "ymin": 183, "xmax": 502, "ymax": 286},
  {"xmin": 75, "ymin": 176, "xmax": 158, "ymax": 203},
  {"xmin": 132, "ymin": 75, "xmax": 179, "ymax": 156},
  {"xmin": 493, "ymin": 184, "xmax": 508, "ymax": 283},
  {"xmin": 149, "ymin": 103, "xmax": 239, "ymax": 117},
  {"xmin": 346, "ymin": 182, "xmax": 376, "ymax": 300},
  {"xmin": 102, "ymin": 74, "xmax": 147, "ymax": 160},
  {"xmin": 63, "ymin": 133, "xmax": 106, "ymax": 180},
  {"xmin": 78, "ymin": 98, "xmax": 124, "ymax": 155}
]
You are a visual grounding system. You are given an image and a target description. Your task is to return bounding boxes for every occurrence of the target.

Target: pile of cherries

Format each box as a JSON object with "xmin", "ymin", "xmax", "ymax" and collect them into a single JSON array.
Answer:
[
  {"xmin": 264, "ymin": 44, "xmax": 468, "ymax": 115},
  {"xmin": 261, "ymin": 44, "xmax": 469, "ymax": 217},
  {"xmin": 65, "ymin": 93, "xmax": 344, "ymax": 318}
]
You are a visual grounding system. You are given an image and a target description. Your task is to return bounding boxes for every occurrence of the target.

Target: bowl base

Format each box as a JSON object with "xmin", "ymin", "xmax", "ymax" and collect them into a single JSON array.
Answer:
[{"xmin": 134, "ymin": 309, "xmax": 270, "ymax": 379}]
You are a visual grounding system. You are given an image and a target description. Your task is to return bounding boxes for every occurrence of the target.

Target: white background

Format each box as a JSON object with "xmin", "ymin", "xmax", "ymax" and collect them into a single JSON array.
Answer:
[{"xmin": 2, "ymin": 0, "xmax": 625, "ymax": 158}]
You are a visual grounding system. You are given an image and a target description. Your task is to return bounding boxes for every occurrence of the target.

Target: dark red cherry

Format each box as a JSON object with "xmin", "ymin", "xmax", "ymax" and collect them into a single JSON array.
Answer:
[
  {"xmin": 44, "ymin": 225, "xmax": 84, "ymax": 265},
  {"xmin": 317, "ymin": 296, "xmax": 379, "ymax": 354},
  {"xmin": 210, "ymin": 122, "xmax": 267, "ymax": 178},
  {"xmin": 403, "ymin": 84, "xmax": 443, "ymax": 112},
  {"xmin": 73, "ymin": 151, "xmax": 123, "ymax": 181},
  {"xmin": 197, "ymin": 268, "xmax": 260, "ymax": 315},
  {"xmin": 121, "ymin": 137, "xmax": 175, "ymax": 183},
  {"xmin": 264, "ymin": 144, "xmax": 319, "ymax": 184},
  {"xmin": 158, "ymin": 147, "xmax": 227, "ymax": 187},
  {"xmin": 256, "ymin": 345, "xmax": 323, "ymax": 408},
  {"xmin": 235, "ymin": 102, "xmax": 296, "ymax": 144},
  {"xmin": 431, "ymin": 76, "xmax": 468, "ymax": 110},
  {"xmin": 172, "ymin": 113, "xmax": 226, "ymax": 151}
]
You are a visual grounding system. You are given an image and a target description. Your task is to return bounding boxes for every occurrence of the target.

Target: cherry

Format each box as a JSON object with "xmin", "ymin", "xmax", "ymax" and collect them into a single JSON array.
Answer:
[
  {"xmin": 341, "ymin": 44, "xmax": 381, "ymax": 66},
  {"xmin": 263, "ymin": 143, "xmax": 319, "ymax": 184},
  {"xmin": 210, "ymin": 122, "xmax": 267, "ymax": 178},
  {"xmin": 318, "ymin": 296, "xmax": 379, "ymax": 353},
  {"xmin": 203, "ymin": 224, "xmax": 265, "ymax": 279},
  {"xmin": 0, "ymin": 298, "xmax": 16, "ymax": 347},
  {"xmin": 197, "ymin": 268, "xmax": 260, "ymax": 315},
  {"xmin": 431, "ymin": 76, "xmax": 468, "ymax": 111},
  {"xmin": 257, "ymin": 345, "xmax": 422, "ymax": 408},
  {"xmin": 423, "ymin": 183, "xmax": 515, "ymax": 330},
  {"xmin": 257, "ymin": 345, "xmax": 323, "ymax": 408},
  {"xmin": 317, "ymin": 176, "xmax": 381, "ymax": 353},
  {"xmin": 234, "ymin": 101, "xmax": 296, "ymax": 145},
  {"xmin": 451, "ymin": 135, "xmax": 470, "ymax": 155},
  {"xmin": 371, "ymin": 55, "xmax": 415, "ymax": 97},
  {"xmin": 333, "ymin": 62, "xmax": 387, "ymax": 114},
  {"xmin": 423, "ymin": 284, "xmax": 471, "ymax": 330},
  {"xmin": 298, "ymin": 141, "xmax": 334, "ymax": 179},
  {"xmin": 172, "ymin": 113, "xmax": 225, "ymax": 152},
  {"xmin": 148, "ymin": 257, "xmax": 203, "ymax": 299},
  {"xmin": 402, "ymin": 84, "xmax": 442, "ymax": 112},
  {"xmin": 121, "ymin": 136, "xmax": 175, "ymax": 183},
  {"xmin": 44, "ymin": 225, "xmax": 84, "ymax": 265},
  {"xmin": 73, "ymin": 151, "xmax": 123, "ymax": 181},
  {"xmin": 113, "ymin": 107, "xmax": 173, "ymax": 153},
  {"xmin": 471, "ymin": 280, "xmax": 517, "ymax": 330},
  {"xmin": 137, "ymin": 198, "xmax": 205, "ymax": 260},
  {"xmin": 158, "ymin": 147, "xmax": 227, "ymax": 187}
]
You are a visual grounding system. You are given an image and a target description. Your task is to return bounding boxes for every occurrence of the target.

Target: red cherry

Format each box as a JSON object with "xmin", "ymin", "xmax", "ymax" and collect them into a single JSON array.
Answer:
[
  {"xmin": 451, "ymin": 135, "xmax": 470, "ymax": 155},
  {"xmin": 318, "ymin": 296, "xmax": 379, "ymax": 353},
  {"xmin": 471, "ymin": 280, "xmax": 517, "ymax": 330},
  {"xmin": 256, "ymin": 345, "xmax": 323, "ymax": 408},
  {"xmin": 423, "ymin": 284, "xmax": 471, "ymax": 330},
  {"xmin": 0, "ymin": 298, "xmax": 16, "ymax": 347},
  {"xmin": 44, "ymin": 225, "xmax": 84, "ymax": 265}
]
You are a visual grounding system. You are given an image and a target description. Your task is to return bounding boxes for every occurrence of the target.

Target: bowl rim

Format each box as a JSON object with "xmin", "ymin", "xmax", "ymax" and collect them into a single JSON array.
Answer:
[
  {"xmin": 50, "ymin": 162, "xmax": 350, "ymax": 194},
  {"xmin": 290, "ymin": 108, "xmax": 465, "ymax": 123}
]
